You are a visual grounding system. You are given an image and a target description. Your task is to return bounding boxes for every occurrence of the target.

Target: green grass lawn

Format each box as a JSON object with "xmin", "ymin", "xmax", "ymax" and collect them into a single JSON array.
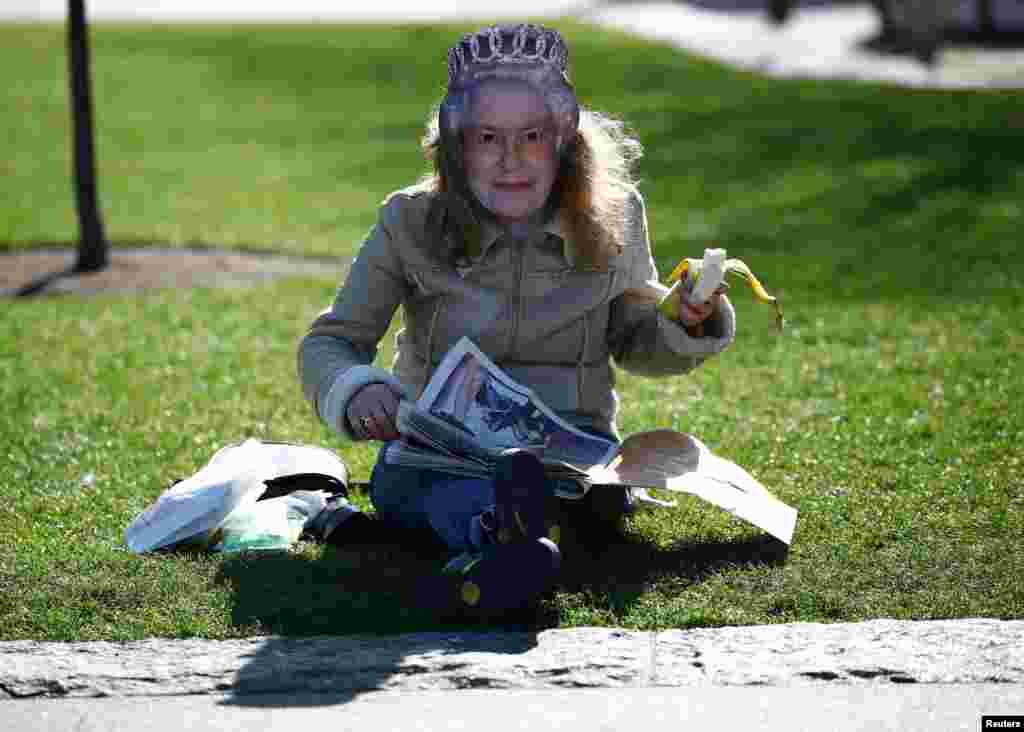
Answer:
[{"xmin": 1, "ymin": 21, "xmax": 1022, "ymax": 641}]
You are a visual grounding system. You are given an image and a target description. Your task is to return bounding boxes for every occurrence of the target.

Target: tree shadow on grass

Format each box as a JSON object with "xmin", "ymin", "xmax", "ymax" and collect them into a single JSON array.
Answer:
[{"xmin": 214, "ymin": 507, "xmax": 788, "ymax": 707}]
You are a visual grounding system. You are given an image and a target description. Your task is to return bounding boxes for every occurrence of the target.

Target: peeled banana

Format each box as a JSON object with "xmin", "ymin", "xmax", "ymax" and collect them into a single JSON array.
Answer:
[{"xmin": 658, "ymin": 248, "xmax": 784, "ymax": 331}]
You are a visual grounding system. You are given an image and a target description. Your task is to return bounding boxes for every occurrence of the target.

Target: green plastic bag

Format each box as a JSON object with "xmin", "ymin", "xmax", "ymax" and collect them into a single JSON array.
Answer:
[{"xmin": 210, "ymin": 490, "xmax": 329, "ymax": 554}]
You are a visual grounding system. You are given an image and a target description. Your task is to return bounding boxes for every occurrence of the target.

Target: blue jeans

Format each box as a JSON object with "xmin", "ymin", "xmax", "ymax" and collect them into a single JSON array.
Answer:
[
  {"xmin": 369, "ymin": 430, "xmax": 624, "ymax": 554},
  {"xmin": 369, "ymin": 460, "xmax": 495, "ymax": 552}
]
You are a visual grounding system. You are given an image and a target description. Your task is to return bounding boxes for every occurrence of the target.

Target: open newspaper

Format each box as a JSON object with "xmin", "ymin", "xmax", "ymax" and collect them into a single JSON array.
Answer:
[{"xmin": 383, "ymin": 337, "xmax": 797, "ymax": 544}]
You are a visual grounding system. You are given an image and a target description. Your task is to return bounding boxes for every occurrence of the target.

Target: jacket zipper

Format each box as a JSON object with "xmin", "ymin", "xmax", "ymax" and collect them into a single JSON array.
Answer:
[{"xmin": 507, "ymin": 240, "xmax": 525, "ymax": 358}]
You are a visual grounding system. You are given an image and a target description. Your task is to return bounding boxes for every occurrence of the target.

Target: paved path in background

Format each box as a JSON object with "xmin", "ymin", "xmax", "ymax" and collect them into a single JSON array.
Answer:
[
  {"xmin": 0, "ymin": 0, "xmax": 591, "ymax": 22},
  {"xmin": 3, "ymin": 0, "xmax": 1022, "ymax": 88},
  {"xmin": 584, "ymin": 1, "xmax": 1024, "ymax": 88}
]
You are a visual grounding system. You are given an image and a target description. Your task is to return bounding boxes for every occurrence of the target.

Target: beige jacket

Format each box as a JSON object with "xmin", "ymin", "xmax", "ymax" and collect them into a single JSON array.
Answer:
[{"xmin": 298, "ymin": 184, "xmax": 735, "ymax": 441}]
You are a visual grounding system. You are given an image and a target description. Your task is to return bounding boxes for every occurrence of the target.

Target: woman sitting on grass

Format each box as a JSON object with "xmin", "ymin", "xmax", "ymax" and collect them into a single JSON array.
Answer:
[{"xmin": 298, "ymin": 23, "xmax": 735, "ymax": 617}]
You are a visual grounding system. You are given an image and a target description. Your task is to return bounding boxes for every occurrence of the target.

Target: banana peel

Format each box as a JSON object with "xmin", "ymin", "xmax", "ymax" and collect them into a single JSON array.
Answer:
[{"xmin": 658, "ymin": 250, "xmax": 784, "ymax": 331}]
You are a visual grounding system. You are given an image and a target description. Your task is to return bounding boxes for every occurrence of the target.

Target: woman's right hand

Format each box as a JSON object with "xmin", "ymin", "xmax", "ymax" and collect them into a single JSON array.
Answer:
[{"xmin": 346, "ymin": 382, "xmax": 403, "ymax": 441}]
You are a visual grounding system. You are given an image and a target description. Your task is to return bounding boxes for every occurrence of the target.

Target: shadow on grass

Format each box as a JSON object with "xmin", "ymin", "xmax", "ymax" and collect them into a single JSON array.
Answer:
[
  {"xmin": 214, "ymin": 527, "xmax": 543, "ymax": 708},
  {"xmin": 554, "ymin": 505, "xmax": 789, "ymax": 616},
  {"xmin": 214, "ymin": 505, "xmax": 788, "ymax": 707}
]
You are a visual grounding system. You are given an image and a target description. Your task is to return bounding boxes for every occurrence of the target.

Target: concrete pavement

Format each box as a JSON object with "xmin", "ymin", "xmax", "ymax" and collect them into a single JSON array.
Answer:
[
  {"xmin": 8, "ymin": 684, "xmax": 1023, "ymax": 732},
  {"xmin": 3, "ymin": 622, "xmax": 1023, "ymax": 730}
]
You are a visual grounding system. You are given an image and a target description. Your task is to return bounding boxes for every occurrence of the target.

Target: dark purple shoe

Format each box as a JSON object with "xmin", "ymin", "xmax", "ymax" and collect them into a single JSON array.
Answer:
[
  {"xmin": 418, "ymin": 537, "xmax": 562, "ymax": 617},
  {"xmin": 490, "ymin": 449, "xmax": 550, "ymax": 545}
]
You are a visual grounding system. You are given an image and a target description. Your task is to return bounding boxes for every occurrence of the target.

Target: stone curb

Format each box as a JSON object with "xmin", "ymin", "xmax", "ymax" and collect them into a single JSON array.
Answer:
[{"xmin": 3, "ymin": 619, "xmax": 1022, "ymax": 699}]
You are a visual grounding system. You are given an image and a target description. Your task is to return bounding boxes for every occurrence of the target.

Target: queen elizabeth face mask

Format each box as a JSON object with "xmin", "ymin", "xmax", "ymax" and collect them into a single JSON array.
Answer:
[{"xmin": 463, "ymin": 79, "xmax": 560, "ymax": 229}]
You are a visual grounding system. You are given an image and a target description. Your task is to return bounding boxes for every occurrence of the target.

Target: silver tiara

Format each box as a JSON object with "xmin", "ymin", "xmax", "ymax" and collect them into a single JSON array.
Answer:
[{"xmin": 447, "ymin": 24, "xmax": 570, "ymax": 88}]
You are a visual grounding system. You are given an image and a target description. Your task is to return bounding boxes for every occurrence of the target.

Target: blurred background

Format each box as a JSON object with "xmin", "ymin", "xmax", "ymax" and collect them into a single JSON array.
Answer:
[{"xmin": 6, "ymin": 0, "xmax": 1023, "ymax": 81}]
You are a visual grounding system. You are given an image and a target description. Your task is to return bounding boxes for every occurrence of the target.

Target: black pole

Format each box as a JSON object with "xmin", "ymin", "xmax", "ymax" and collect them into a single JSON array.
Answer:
[{"xmin": 67, "ymin": 0, "xmax": 109, "ymax": 273}]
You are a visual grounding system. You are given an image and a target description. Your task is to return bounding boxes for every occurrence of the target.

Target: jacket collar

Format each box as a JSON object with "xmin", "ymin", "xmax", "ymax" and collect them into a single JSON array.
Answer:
[{"xmin": 477, "ymin": 209, "xmax": 573, "ymax": 265}]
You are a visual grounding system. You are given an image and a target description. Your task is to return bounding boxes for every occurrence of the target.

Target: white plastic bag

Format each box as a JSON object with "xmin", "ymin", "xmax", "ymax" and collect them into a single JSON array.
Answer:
[
  {"xmin": 124, "ymin": 439, "xmax": 271, "ymax": 553},
  {"xmin": 124, "ymin": 439, "xmax": 350, "ymax": 554}
]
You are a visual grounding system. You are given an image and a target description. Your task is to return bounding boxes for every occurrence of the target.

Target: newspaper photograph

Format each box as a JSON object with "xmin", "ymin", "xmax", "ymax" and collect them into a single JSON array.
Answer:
[{"xmin": 418, "ymin": 337, "xmax": 619, "ymax": 471}]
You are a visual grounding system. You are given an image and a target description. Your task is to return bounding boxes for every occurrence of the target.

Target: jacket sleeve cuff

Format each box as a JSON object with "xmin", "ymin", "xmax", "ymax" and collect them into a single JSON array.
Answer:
[
  {"xmin": 320, "ymin": 365, "xmax": 413, "ymax": 440},
  {"xmin": 656, "ymin": 294, "xmax": 736, "ymax": 358}
]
